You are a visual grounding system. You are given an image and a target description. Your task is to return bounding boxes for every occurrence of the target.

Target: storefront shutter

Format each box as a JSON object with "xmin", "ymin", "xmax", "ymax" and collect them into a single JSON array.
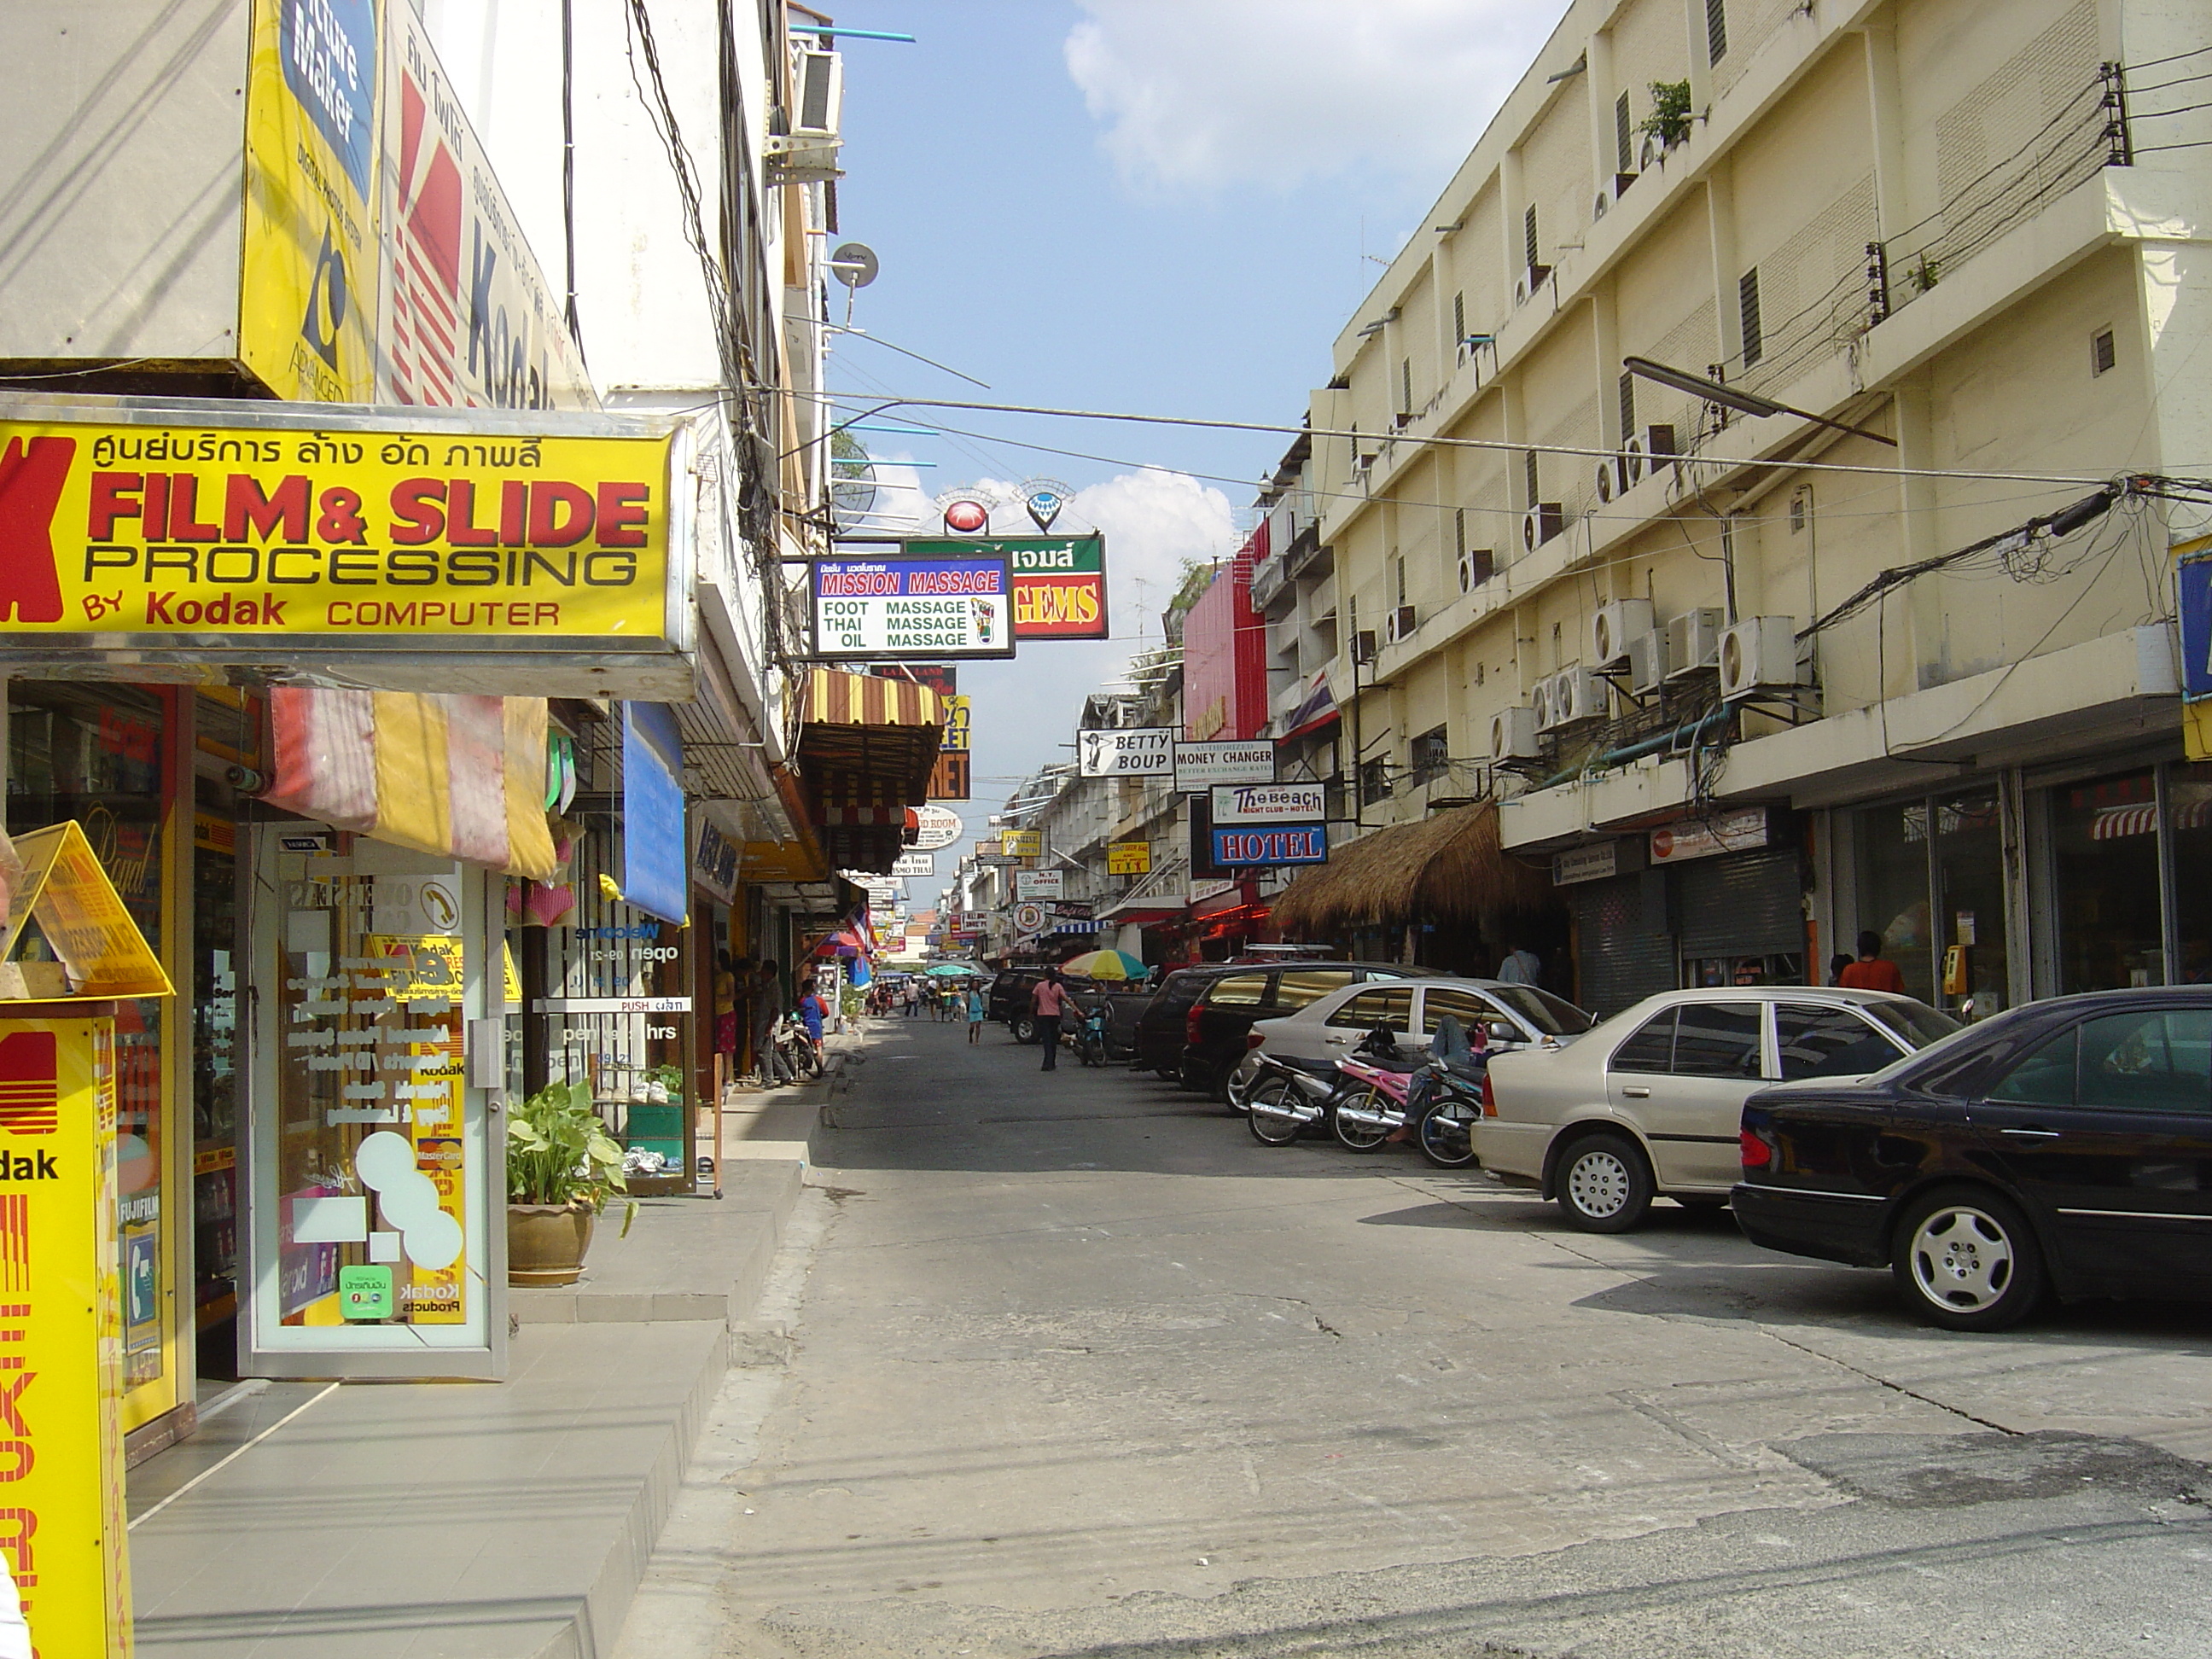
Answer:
[
  {"xmin": 1576, "ymin": 874, "xmax": 1676, "ymax": 1018},
  {"xmin": 1678, "ymin": 848, "xmax": 1803, "ymax": 957}
]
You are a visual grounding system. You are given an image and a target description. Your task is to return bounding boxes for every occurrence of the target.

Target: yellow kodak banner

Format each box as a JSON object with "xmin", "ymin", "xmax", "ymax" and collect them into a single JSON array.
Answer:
[
  {"xmin": 0, "ymin": 1018, "xmax": 131, "ymax": 1656},
  {"xmin": 0, "ymin": 419, "xmax": 672, "ymax": 649}
]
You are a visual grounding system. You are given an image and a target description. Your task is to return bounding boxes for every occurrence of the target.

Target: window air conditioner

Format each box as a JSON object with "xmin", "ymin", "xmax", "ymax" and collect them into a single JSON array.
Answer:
[
  {"xmin": 795, "ymin": 46, "xmax": 845, "ymax": 137},
  {"xmin": 1554, "ymin": 666, "xmax": 1606, "ymax": 725},
  {"xmin": 1457, "ymin": 548, "xmax": 1493, "ymax": 594},
  {"xmin": 1530, "ymin": 677, "xmax": 1559, "ymax": 731},
  {"xmin": 1352, "ymin": 629, "xmax": 1379, "ymax": 666},
  {"xmin": 1589, "ymin": 599, "xmax": 1656, "ymax": 667},
  {"xmin": 1521, "ymin": 501, "xmax": 1564, "ymax": 553},
  {"xmin": 1719, "ymin": 616, "xmax": 1802, "ymax": 700},
  {"xmin": 1621, "ymin": 424, "xmax": 1677, "ymax": 486},
  {"xmin": 1383, "ymin": 604, "xmax": 1417, "ymax": 644},
  {"xmin": 1664, "ymin": 607, "xmax": 1726, "ymax": 679},
  {"xmin": 1626, "ymin": 628, "xmax": 1671, "ymax": 695},
  {"xmin": 1594, "ymin": 455, "xmax": 1628, "ymax": 503},
  {"xmin": 1351, "ymin": 451, "xmax": 1377, "ymax": 486},
  {"xmin": 1491, "ymin": 706, "xmax": 1541, "ymax": 761}
]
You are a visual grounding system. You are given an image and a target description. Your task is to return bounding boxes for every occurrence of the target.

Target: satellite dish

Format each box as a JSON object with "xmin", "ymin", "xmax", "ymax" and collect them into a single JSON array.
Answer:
[
  {"xmin": 830, "ymin": 429, "xmax": 877, "ymax": 533},
  {"xmin": 830, "ymin": 242, "xmax": 879, "ymax": 289}
]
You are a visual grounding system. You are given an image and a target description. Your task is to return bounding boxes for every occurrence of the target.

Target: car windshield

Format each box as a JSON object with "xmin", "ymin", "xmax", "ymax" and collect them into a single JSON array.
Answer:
[
  {"xmin": 1483, "ymin": 985, "xmax": 1593, "ymax": 1035},
  {"xmin": 1860, "ymin": 998, "xmax": 1960, "ymax": 1051}
]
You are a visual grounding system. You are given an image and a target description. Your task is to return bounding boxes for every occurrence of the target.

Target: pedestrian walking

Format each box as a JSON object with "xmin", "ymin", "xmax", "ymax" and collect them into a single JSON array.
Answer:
[
  {"xmin": 1032, "ymin": 969, "xmax": 1070, "ymax": 1071},
  {"xmin": 904, "ymin": 979, "xmax": 922, "ymax": 1017},
  {"xmin": 965, "ymin": 982, "xmax": 987, "ymax": 1043},
  {"xmin": 749, "ymin": 959, "xmax": 792, "ymax": 1086}
]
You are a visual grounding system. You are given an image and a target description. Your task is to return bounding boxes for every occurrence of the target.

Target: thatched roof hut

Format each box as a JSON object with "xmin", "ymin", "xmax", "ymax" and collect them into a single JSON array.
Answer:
[{"xmin": 1270, "ymin": 802, "xmax": 1555, "ymax": 938}]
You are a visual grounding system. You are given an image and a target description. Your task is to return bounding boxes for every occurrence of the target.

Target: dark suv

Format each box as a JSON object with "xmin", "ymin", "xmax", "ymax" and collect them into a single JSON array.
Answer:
[
  {"xmin": 1179, "ymin": 962, "xmax": 1441, "ymax": 1097},
  {"xmin": 1130, "ymin": 964, "xmax": 1259, "ymax": 1077},
  {"xmin": 989, "ymin": 969, "xmax": 1105, "ymax": 1043}
]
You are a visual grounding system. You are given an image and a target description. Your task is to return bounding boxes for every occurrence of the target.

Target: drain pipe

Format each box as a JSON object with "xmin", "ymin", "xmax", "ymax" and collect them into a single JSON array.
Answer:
[{"xmin": 1528, "ymin": 707, "xmax": 1733, "ymax": 791}]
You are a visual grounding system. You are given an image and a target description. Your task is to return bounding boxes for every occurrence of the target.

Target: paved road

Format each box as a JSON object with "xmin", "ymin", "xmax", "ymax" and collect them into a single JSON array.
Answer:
[{"xmin": 642, "ymin": 1014, "xmax": 2212, "ymax": 1657}]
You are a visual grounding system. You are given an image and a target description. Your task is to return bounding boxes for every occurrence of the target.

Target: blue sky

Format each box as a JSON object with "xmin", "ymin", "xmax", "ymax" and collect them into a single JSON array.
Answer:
[{"xmin": 819, "ymin": 0, "xmax": 1569, "ymax": 907}]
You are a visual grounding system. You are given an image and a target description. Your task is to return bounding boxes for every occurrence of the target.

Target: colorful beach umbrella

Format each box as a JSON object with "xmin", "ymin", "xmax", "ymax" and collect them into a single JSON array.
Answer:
[{"xmin": 1056, "ymin": 949, "xmax": 1149, "ymax": 981}]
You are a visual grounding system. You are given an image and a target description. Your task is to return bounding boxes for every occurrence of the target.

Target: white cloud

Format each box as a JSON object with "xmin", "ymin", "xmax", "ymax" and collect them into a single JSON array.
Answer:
[
  {"xmin": 1064, "ymin": 0, "xmax": 1568, "ymax": 195},
  {"xmin": 1072, "ymin": 466, "xmax": 1235, "ymax": 649}
]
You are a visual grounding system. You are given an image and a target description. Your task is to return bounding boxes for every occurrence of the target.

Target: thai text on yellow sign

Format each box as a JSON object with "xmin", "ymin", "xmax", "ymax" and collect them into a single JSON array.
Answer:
[
  {"xmin": 1107, "ymin": 841, "xmax": 1153, "ymax": 876},
  {"xmin": 0, "ymin": 1018, "xmax": 131, "ymax": 1655},
  {"xmin": 0, "ymin": 420, "xmax": 672, "ymax": 648}
]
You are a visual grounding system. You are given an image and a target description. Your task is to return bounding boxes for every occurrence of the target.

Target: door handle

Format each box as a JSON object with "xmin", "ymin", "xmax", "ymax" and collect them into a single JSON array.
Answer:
[
  {"xmin": 1998, "ymin": 1126, "xmax": 2060, "ymax": 1140},
  {"xmin": 1621, "ymin": 1086, "xmax": 1651, "ymax": 1098},
  {"xmin": 1325, "ymin": 1033, "xmax": 1349, "ymax": 1045}
]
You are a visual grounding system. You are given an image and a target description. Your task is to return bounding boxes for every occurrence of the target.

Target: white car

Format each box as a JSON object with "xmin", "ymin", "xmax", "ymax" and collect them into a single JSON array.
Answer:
[
  {"xmin": 1477, "ymin": 987, "xmax": 1958, "ymax": 1232},
  {"xmin": 1229, "ymin": 977, "xmax": 1592, "ymax": 1107}
]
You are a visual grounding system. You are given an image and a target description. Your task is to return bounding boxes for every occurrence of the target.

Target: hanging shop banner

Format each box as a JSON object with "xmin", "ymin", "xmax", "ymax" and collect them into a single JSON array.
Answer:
[
  {"xmin": 999, "ymin": 830, "xmax": 1042, "ymax": 858},
  {"xmin": 1015, "ymin": 869, "xmax": 1064, "ymax": 898},
  {"xmin": 927, "ymin": 751, "xmax": 972, "ymax": 801},
  {"xmin": 621, "ymin": 704, "xmax": 688, "ymax": 925},
  {"xmin": 1211, "ymin": 824, "xmax": 1329, "ymax": 867},
  {"xmin": 2178, "ymin": 550, "xmax": 2212, "ymax": 701},
  {"xmin": 905, "ymin": 535, "xmax": 1109, "ymax": 641},
  {"xmin": 890, "ymin": 852, "xmax": 936, "ymax": 878},
  {"xmin": 0, "ymin": 1016, "xmax": 132, "ymax": 1656},
  {"xmin": 809, "ymin": 555, "xmax": 1014, "ymax": 660},
  {"xmin": 940, "ymin": 696, "xmax": 972, "ymax": 751},
  {"xmin": 1648, "ymin": 807, "xmax": 1771, "ymax": 864},
  {"xmin": 1107, "ymin": 841, "xmax": 1152, "ymax": 876},
  {"xmin": 1174, "ymin": 740, "xmax": 1276, "ymax": 789},
  {"xmin": 1210, "ymin": 783, "xmax": 1327, "ymax": 826},
  {"xmin": 1078, "ymin": 727, "xmax": 1174, "ymax": 777},
  {"xmin": 911, "ymin": 806, "xmax": 964, "ymax": 852},
  {"xmin": 0, "ymin": 402, "xmax": 683, "ymax": 684}
]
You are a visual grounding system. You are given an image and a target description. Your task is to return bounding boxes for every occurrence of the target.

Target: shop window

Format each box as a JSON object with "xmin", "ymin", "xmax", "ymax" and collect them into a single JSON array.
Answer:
[
  {"xmin": 2052, "ymin": 770, "xmax": 2163, "ymax": 992},
  {"xmin": 1610, "ymin": 1010, "xmax": 1677, "ymax": 1073},
  {"xmin": 1855, "ymin": 800, "xmax": 1936, "ymax": 1002},
  {"xmin": 1774, "ymin": 1004, "xmax": 1900, "ymax": 1080},
  {"xmin": 1409, "ymin": 725, "xmax": 1449, "ymax": 783},
  {"xmin": 1934, "ymin": 792, "xmax": 2007, "ymax": 1016},
  {"xmin": 2078, "ymin": 1010, "xmax": 2212, "ymax": 1113},
  {"xmin": 1671, "ymin": 1002, "xmax": 1765, "ymax": 1078}
]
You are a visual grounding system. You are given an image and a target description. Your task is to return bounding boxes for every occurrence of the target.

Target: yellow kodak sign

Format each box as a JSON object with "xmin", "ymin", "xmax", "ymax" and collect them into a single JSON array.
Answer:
[{"xmin": 0, "ymin": 418, "xmax": 672, "ymax": 651}]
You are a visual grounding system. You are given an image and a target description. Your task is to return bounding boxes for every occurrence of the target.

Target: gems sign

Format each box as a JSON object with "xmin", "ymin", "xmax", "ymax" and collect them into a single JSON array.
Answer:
[{"xmin": 809, "ymin": 555, "xmax": 1015, "ymax": 660}]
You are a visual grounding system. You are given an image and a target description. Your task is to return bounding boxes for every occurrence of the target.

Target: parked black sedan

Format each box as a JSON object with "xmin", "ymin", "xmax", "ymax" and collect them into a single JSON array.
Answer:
[{"xmin": 1734, "ymin": 987, "xmax": 2212, "ymax": 1331}]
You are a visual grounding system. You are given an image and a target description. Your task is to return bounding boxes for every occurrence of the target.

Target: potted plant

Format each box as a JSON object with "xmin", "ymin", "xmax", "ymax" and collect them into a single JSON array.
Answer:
[{"xmin": 506, "ymin": 1079, "xmax": 636, "ymax": 1286}]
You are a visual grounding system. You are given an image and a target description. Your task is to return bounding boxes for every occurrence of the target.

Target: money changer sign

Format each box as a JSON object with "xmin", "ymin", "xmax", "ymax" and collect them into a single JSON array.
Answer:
[{"xmin": 0, "ymin": 413, "xmax": 676, "ymax": 662}]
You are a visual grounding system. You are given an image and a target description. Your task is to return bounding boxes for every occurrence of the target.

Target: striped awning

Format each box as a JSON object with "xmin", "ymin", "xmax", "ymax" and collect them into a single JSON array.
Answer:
[
  {"xmin": 795, "ymin": 672, "xmax": 946, "ymax": 873},
  {"xmin": 2090, "ymin": 799, "xmax": 2211, "ymax": 840},
  {"xmin": 804, "ymin": 669, "xmax": 943, "ymax": 729}
]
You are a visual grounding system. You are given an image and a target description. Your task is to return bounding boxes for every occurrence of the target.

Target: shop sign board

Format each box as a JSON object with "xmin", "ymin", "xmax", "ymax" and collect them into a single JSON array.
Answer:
[
  {"xmin": 911, "ymin": 806, "xmax": 964, "ymax": 851},
  {"xmin": 1649, "ymin": 808, "xmax": 1771, "ymax": 864},
  {"xmin": 1551, "ymin": 839, "xmax": 1645, "ymax": 885},
  {"xmin": 890, "ymin": 852, "xmax": 936, "ymax": 877},
  {"xmin": 1078, "ymin": 727, "xmax": 1173, "ymax": 777},
  {"xmin": 622, "ymin": 704, "xmax": 687, "ymax": 926},
  {"xmin": 0, "ymin": 400, "xmax": 684, "ymax": 689},
  {"xmin": 906, "ymin": 535, "xmax": 1109, "ymax": 640},
  {"xmin": 1013, "ymin": 901, "xmax": 1045, "ymax": 933},
  {"xmin": 1174, "ymin": 741, "xmax": 1275, "ymax": 789},
  {"xmin": 1107, "ymin": 841, "xmax": 1152, "ymax": 875},
  {"xmin": 926, "ymin": 750, "xmax": 971, "ymax": 801},
  {"xmin": 1210, "ymin": 824, "xmax": 1328, "ymax": 867},
  {"xmin": 1046, "ymin": 900, "xmax": 1094, "ymax": 920},
  {"xmin": 809, "ymin": 555, "xmax": 1014, "ymax": 660},
  {"xmin": 0, "ymin": 1016, "xmax": 131, "ymax": 1655},
  {"xmin": 870, "ymin": 663, "xmax": 957, "ymax": 696},
  {"xmin": 939, "ymin": 695, "xmax": 972, "ymax": 751},
  {"xmin": 1210, "ymin": 783, "xmax": 1327, "ymax": 826},
  {"xmin": 2179, "ymin": 549, "xmax": 2212, "ymax": 701},
  {"xmin": 999, "ymin": 830, "xmax": 1042, "ymax": 858},
  {"xmin": 974, "ymin": 850, "xmax": 1022, "ymax": 867},
  {"xmin": 1015, "ymin": 869, "xmax": 1064, "ymax": 898}
]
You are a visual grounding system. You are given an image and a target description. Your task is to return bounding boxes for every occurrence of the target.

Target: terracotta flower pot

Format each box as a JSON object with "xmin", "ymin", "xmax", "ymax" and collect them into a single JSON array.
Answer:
[{"xmin": 507, "ymin": 1202, "xmax": 597, "ymax": 1286}]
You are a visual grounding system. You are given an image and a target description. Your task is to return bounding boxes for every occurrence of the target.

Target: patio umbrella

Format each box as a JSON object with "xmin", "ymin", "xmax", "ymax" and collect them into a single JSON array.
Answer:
[
  {"xmin": 1057, "ymin": 948, "xmax": 1149, "ymax": 981},
  {"xmin": 925, "ymin": 962, "xmax": 980, "ymax": 976}
]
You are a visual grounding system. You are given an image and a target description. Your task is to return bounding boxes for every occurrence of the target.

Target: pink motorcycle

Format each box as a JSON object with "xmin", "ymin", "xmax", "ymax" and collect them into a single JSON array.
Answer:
[{"xmin": 1325, "ymin": 1031, "xmax": 1427, "ymax": 1152}]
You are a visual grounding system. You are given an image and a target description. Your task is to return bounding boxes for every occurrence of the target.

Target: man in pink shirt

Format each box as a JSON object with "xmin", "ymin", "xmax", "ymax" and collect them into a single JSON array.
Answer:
[{"xmin": 1032, "ymin": 970, "xmax": 1070, "ymax": 1071}]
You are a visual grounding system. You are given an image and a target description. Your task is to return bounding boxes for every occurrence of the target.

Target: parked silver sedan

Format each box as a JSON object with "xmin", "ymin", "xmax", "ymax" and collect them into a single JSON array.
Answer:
[{"xmin": 1476, "ymin": 987, "xmax": 1957, "ymax": 1231}]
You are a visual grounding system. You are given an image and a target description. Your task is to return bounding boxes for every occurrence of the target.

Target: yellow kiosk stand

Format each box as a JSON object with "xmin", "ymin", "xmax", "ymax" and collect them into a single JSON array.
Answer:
[{"xmin": 0, "ymin": 822, "xmax": 176, "ymax": 1658}]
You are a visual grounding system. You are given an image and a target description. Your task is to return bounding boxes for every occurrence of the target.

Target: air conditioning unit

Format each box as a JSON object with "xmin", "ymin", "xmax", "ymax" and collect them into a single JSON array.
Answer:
[
  {"xmin": 1594, "ymin": 455, "xmax": 1628, "ymax": 503},
  {"xmin": 1621, "ymin": 424, "xmax": 1678, "ymax": 486},
  {"xmin": 1521, "ymin": 501, "xmax": 1564, "ymax": 553},
  {"xmin": 1385, "ymin": 603, "xmax": 1417, "ymax": 644},
  {"xmin": 1589, "ymin": 599, "xmax": 1657, "ymax": 667},
  {"xmin": 1351, "ymin": 629, "xmax": 1379, "ymax": 666},
  {"xmin": 1720, "ymin": 616, "xmax": 1802, "ymax": 700},
  {"xmin": 794, "ymin": 44, "xmax": 845, "ymax": 137},
  {"xmin": 1626, "ymin": 628, "xmax": 1671, "ymax": 695},
  {"xmin": 1457, "ymin": 548, "xmax": 1493, "ymax": 594},
  {"xmin": 1531, "ymin": 677, "xmax": 1559, "ymax": 731},
  {"xmin": 1665, "ymin": 608, "xmax": 1726, "ymax": 679},
  {"xmin": 1553, "ymin": 667, "xmax": 1606, "ymax": 725},
  {"xmin": 1490, "ymin": 706, "xmax": 1540, "ymax": 761},
  {"xmin": 1351, "ymin": 451, "xmax": 1377, "ymax": 486}
]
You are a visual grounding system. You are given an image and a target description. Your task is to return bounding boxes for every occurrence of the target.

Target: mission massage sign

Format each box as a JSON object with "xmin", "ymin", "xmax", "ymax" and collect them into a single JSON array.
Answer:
[
  {"xmin": 811, "ymin": 554, "xmax": 1016, "ymax": 660},
  {"xmin": 0, "ymin": 417, "xmax": 674, "ymax": 653}
]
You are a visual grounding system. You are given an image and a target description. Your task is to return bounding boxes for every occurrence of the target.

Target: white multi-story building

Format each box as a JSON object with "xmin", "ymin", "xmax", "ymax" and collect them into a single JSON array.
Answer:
[{"xmin": 1303, "ymin": 0, "xmax": 2211, "ymax": 1016}]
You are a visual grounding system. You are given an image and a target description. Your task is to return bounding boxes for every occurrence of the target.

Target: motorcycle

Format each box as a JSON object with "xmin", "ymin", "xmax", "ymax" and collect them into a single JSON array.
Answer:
[
  {"xmin": 773, "ymin": 1011, "xmax": 823, "ymax": 1080},
  {"xmin": 1073, "ymin": 1002, "xmax": 1110, "ymax": 1068},
  {"xmin": 1326, "ymin": 1035, "xmax": 1427, "ymax": 1151},
  {"xmin": 1400, "ymin": 1015, "xmax": 1489, "ymax": 1168},
  {"xmin": 1245, "ymin": 1050, "xmax": 1342, "ymax": 1145}
]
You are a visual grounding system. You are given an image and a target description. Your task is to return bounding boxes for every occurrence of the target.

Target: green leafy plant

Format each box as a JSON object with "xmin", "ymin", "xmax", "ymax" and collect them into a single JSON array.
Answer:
[
  {"xmin": 507, "ymin": 1079, "xmax": 636, "ymax": 1231},
  {"xmin": 1903, "ymin": 254, "xmax": 1941, "ymax": 294},
  {"xmin": 1639, "ymin": 80, "xmax": 1693, "ymax": 149}
]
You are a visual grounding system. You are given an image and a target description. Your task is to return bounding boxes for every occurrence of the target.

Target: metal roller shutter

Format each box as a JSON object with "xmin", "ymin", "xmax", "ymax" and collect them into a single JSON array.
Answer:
[
  {"xmin": 1678, "ymin": 848, "xmax": 1803, "ymax": 957},
  {"xmin": 1575, "ymin": 874, "xmax": 1677, "ymax": 1018}
]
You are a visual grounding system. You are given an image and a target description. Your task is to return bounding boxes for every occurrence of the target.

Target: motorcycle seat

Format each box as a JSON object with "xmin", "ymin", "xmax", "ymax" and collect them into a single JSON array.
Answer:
[{"xmin": 1352, "ymin": 1053, "xmax": 1423, "ymax": 1074}]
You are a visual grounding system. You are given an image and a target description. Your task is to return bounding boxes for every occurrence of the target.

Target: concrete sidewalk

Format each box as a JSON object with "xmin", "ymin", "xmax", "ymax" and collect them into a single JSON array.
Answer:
[{"xmin": 125, "ymin": 1035, "xmax": 861, "ymax": 1658}]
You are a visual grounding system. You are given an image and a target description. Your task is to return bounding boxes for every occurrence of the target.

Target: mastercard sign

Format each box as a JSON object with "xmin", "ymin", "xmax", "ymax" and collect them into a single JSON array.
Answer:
[{"xmin": 905, "ymin": 534, "xmax": 1109, "ymax": 641}]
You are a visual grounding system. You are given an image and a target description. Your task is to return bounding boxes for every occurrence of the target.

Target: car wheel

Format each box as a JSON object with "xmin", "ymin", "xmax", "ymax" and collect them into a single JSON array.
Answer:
[
  {"xmin": 1010, "ymin": 1015, "xmax": 1037, "ymax": 1045},
  {"xmin": 1556, "ymin": 1133, "xmax": 1654, "ymax": 1233},
  {"xmin": 1891, "ymin": 1187, "xmax": 2045, "ymax": 1331}
]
